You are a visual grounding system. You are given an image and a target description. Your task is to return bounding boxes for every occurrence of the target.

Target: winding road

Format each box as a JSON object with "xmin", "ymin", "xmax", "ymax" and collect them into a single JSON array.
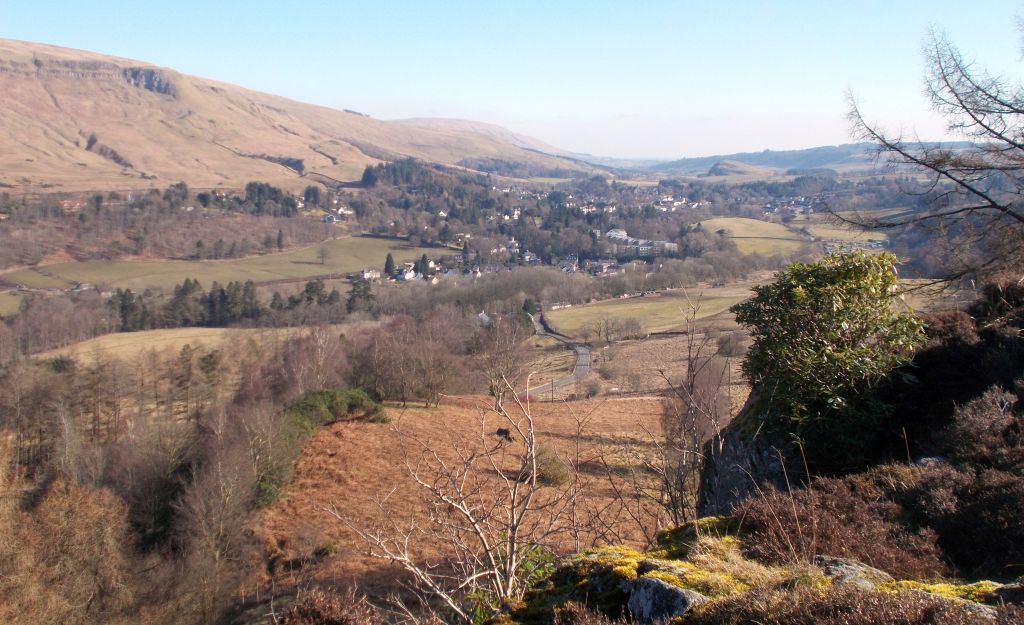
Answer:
[{"xmin": 527, "ymin": 313, "xmax": 592, "ymax": 398}]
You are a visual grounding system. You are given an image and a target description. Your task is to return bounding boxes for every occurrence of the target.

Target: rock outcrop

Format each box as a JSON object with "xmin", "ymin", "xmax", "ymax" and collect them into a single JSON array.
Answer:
[
  {"xmin": 697, "ymin": 394, "xmax": 797, "ymax": 517},
  {"xmin": 814, "ymin": 555, "xmax": 894, "ymax": 589},
  {"xmin": 506, "ymin": 519, "xmax": 1014, "ymax": 625},
  {"xmin": 627, "ymin": 578, "xmax": 706, "ymax": 624}
]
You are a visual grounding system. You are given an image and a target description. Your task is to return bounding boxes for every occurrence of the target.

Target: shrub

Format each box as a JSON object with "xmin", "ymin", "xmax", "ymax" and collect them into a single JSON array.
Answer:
[
  {"xmin": 716, "ymin": 331, "xmax": 748, "ymax": 357},
  {"xmin": 933, "ymin": 386, "xmax": 1023, "ymax": 473},
  {"xmin": 731, "ymin": 252, "xmax": 925, "ymax": 472},
  {"xmin": 287, "ymin": 388, "xmax": 386, "ymax": 433},
  {"xmin": 276, "ymin": 589, "xmax": 379, "ymax": 625},
  {"xmin": 686, "ymin": 585, "xmax": 1008, "ymax": 625},
  {"xmin": 900, "ymin": 319, "xmax": 1024, "ymax": 454},
  {"xmin": 900, "ymin": 465, "xmax": 1024, "ymax": 580},
  {"xmin": 735, "ymin": 478, "xmax": 947, "ymax": 580},
  {"xmin": 553, "ymin": 603, "xmax": 623, "ymax": 625},
  {"xmin": 922, "ymin": 311, "xmax": 979, "ymax": 347},
  {"xmin": 970, "ymin": 273, "xmax": 1024, "ymax": 328},
  {"xmin": 530, "ymin": 444, "xmax": 572, "ymax": 487}
]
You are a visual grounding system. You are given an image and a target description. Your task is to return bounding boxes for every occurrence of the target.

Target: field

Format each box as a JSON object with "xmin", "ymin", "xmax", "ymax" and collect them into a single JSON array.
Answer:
[
  {"xmin": 698, "ymin": 217, "xmax": 807, "ymax": 254},
  {"xmin": 0, "ymin": 236, "xmax": 437, "ymax": 292},
  {"xmin": 546, "ymin": 281, "xmax": 759, "ymax": 338},
  {"xmin": 0, "ymin": 291, "xmax": 22, "ymax": 317},
  {"xmin": 253, "ymin": 395, "xmax": 666, "ymax": 596},
  {"xmin": 520, "ymin": 334, "xmax": 577, "ymax": 391},
  {"xmin": 34, "ymin": 327, "xmax": 280, "ymax": 362},
  {"xmin": 790, "ymin": 213, "xmax": 889, "ymax": 242}
]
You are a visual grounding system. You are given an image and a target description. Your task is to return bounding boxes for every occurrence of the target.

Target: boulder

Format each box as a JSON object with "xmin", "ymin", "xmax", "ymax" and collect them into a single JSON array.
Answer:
[
  {"xmin": 813, "ymin": 555, "xmax": 893, "ymax": 589},
  {"xmin": 627, "ymin": 577, "xmax": 707, "ymax": 624},
  {"xmin": 994, "ymin": 582, "xmax": 1024, "ymax": 605}
]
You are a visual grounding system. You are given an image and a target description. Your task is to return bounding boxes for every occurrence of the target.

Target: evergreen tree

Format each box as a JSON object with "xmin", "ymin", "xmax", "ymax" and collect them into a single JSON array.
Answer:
[
  {"xmin": 384, "ymin": 253, "xmax": 395, "ymax": 277},
  {"xmin": 347, "ymin": 276, "xmax": 373, "ymax": 313}
]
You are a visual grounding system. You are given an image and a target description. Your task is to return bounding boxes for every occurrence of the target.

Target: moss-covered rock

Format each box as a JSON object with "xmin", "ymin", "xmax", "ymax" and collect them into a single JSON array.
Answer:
[
  {"xmin": 509, "ymin": 521, "xmax": 778, "ymax": 625},
  {"xmin": 506, "ymin": 518, "xmax": 1010, "ymax": 625},
  {"xmin": 652, "ymin": 516, "xmax": 740, "ymax": 559},
  {"xmin": 880, "ymin": 579, "xmax": 1002, "ymax": 605},
  {"xmin": 511, "ymin": 545, "xmax": 644, "ymax": 623}
]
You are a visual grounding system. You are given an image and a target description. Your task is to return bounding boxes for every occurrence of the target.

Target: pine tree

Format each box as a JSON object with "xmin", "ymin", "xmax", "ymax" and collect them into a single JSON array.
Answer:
[{"xmin": 384, "ymin": 252, "xmax": 395, "ymax": 277}]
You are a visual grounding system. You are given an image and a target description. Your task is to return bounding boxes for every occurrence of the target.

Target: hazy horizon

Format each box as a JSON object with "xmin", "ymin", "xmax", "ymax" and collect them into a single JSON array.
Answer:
[{"xmin": 1, "ymin": 0, "xmax": 1018, "ymax": 159}]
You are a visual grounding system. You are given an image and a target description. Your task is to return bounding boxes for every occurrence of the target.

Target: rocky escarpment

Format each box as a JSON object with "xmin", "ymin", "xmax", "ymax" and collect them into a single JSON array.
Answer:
[
  {"xmin": 0, "ymin": 55, "xmax": 179, "ymax": 98},
  {"xmin": 121, "ymin": 66, "xmax": 177, "ymax": 96}
]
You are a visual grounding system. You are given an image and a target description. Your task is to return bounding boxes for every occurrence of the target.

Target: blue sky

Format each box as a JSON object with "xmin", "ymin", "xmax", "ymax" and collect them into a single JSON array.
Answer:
[{"xmin": 0, "ymin": 1, "xmax": 1019, "ymax": 158}]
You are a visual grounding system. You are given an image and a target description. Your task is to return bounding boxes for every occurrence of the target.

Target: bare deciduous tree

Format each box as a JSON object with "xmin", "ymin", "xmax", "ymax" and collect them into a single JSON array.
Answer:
[
  {"xmin": 328, "ymin": 382, "xmax": 585, "ymax": 624},
  {"xmin": 847, "ymin": 28, "xmax": 1024, "ymax": 281},
  {"xmin": 597, "ymin": 298, "xmax": 731, "ymax": 537},
  {"xmin": 474, "ymin": 317, "xmax": 528, "ymax": 411}
]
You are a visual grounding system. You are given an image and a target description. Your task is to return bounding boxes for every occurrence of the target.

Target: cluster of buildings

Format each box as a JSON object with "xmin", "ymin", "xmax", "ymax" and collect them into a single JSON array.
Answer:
[
  {"xmin": 603, "ymin": 229, "xmax": 679, "ymax": 258},
  {"xmin": 654, "ymin": 194, "xmax": 710, "ymax": 213},
  {"xmin": 762, "ymin": 194, "xmax": 832, "ymax": 216}
]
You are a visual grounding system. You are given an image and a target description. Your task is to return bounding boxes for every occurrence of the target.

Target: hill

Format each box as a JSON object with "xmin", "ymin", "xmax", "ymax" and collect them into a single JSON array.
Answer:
[
  {"xmin": 705, "ymin": 159, "xmax": 772, "ymax": 177},
  {"xmin": 648, "ymin": 141, "xmax": 977, "ymax": 176},
  {"xmin": 651, "ymin": 143, "xmax": 879, "ymax": 175},
  {"xmin": 0, "ymin": 39, "xmax": 593, "ymax": 193}
]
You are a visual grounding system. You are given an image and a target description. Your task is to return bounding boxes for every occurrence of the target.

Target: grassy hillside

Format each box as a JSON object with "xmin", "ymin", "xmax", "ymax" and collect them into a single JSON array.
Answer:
[
  {"xmin": 1, "ymin": 236, "xmax": 434, "ymax": 291},
  {"xmin": 706, "ymin": 159, "xmax": 773, "ymax": 177},
  {"xmin": 0, "ymin": 39, "xmax": 592, "ymax": 192},
  {"xmin": 255, "ymin": 396, "xmax": 666, "ymax": 593}
]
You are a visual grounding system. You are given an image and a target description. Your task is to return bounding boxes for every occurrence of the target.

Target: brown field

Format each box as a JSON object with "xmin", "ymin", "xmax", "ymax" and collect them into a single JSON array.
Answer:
[
  {"xmin": 252, "ymin": 395, "xmax": 668, "ymax": 595},
  {"xmin": 33, "ymin": 326, "xmax": 285, "ymax": 363}
]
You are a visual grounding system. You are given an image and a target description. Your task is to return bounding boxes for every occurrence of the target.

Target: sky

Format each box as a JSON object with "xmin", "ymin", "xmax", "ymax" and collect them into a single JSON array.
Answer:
[{"xmin": 0, "ymin": 1, "xmax": 1019, "ymax": 159}]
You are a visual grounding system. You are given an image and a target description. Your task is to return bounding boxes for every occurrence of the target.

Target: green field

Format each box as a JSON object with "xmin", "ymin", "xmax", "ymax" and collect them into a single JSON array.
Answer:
[
  {"xmin": 547, "ymin": 286, "xmax": 754, "ymax": 337},
  {"xmin": 0, "ymin": 291, "xmax": 23, "ymax": 317},
  {"xmin": 1, "ymin": 236, "xmax": 436, "ymax": 292},
  {"xmin": 789, "ymin": 213, "xmax": 889, "ymax": 242},
  {"xmin": 699, "ymin": 217, "xmax": 807, "ymax": 255}
]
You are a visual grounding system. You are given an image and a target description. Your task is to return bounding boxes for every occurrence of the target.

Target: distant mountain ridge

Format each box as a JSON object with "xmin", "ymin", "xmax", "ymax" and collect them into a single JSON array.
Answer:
[
  {"xmin": 646, "ymin": 142, "xmax": 975, "ymax": 175},
  {"xmin": 0, "ymin": 39, "xmax": 594, "ymax": 192}
]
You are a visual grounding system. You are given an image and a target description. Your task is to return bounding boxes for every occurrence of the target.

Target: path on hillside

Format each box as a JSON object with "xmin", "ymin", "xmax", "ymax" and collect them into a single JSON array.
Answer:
[{"xmin": 527, "ymin": 313, "xmax": 592, "ymax": 399}]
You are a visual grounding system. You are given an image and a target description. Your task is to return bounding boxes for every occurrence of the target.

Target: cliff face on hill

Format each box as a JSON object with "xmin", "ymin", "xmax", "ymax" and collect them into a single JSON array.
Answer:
[{"xmin": 0, "ymin": 39, "xmax": 592, "ymax": 193}]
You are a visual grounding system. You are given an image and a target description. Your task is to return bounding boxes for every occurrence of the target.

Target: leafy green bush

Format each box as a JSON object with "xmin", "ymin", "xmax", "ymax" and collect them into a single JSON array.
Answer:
[
  {"xmin": 287, "ymin": 388, "xmax": 386, "ymax": 434},
  {"xmin": 731, "ymin": 252, "xmax": 925, "ymax": 470}
]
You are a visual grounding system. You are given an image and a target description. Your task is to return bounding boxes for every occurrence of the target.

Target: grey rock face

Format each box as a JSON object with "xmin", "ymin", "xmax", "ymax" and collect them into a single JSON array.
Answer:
[
  {"xmin": 627, "ymin": 577, "xmax": 707, "ymax": 624},
  {"xmin": 697, "ymin": 395, "xmax": 796, "ymax": 517}
]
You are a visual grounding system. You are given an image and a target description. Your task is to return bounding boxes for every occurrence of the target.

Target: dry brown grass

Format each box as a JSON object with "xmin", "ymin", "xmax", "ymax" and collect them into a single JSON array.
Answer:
[
  {"xmin": 593, "ymin": 331, "xmax": 750, "ymax": 412},
  {"xmin": 251, "ymin": 396, "xmax": 667, "ymax": 597}
]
